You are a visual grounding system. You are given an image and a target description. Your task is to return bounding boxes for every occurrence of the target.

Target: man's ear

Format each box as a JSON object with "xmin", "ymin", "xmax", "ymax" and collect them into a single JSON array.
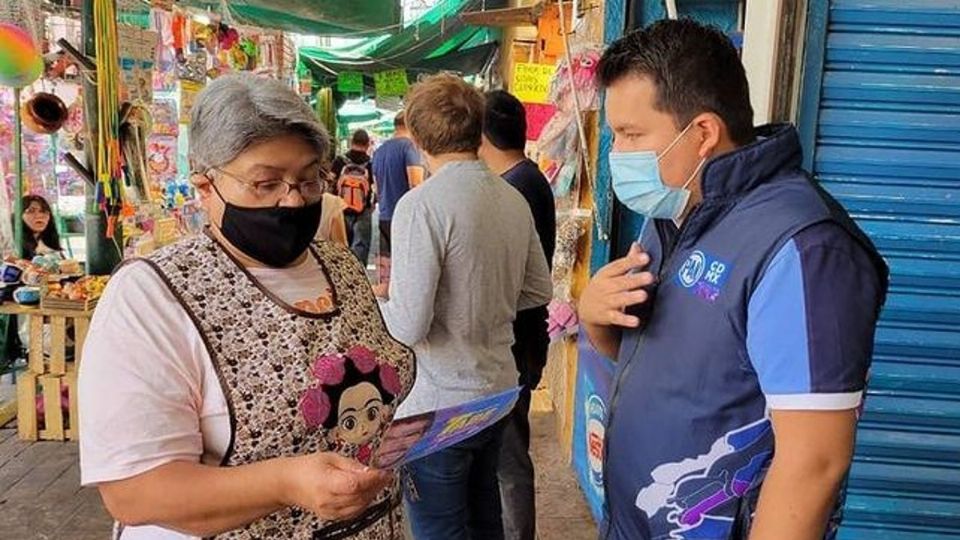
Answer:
[{"xmin": 692, "ymin": 112, "xmax": 725, "ymax": 159}]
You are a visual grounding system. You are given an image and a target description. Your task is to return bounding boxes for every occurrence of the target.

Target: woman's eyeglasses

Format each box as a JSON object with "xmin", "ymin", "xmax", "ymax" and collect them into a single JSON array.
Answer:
[{"xmin": 208, "ymin": 167, "xmax": 328, "ymax": 206}]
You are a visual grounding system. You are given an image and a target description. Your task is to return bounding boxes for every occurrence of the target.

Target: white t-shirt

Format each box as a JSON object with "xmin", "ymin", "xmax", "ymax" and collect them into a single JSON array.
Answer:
[{"xmin": 78, "ymin": 253, "xmax": 332, "ymax": 540}]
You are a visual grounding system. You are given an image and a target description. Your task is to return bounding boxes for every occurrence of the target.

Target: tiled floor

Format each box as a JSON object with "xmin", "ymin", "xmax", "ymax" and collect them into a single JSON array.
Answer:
[{"xmin": 0, "ymin": 410, "xmax": 596, "ymax": 539}]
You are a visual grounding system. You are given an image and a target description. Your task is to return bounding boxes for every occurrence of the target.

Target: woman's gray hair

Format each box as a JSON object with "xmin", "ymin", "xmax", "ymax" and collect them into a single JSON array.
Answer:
[{"xmin": 188, "ymin": 73, "xmax": 329, "ymax": 172}]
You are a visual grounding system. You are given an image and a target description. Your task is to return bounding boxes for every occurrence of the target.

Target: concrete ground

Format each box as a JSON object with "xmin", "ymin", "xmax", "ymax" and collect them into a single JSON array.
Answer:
[{"xmin": 0, "ymin": 406, "xmax": 596, "ymax": 539}]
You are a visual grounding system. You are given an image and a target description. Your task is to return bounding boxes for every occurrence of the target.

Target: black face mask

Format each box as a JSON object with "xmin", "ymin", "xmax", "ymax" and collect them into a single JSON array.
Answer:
[{"xmin": 215, "ymin": 190, "xmax": 322, "ymax": 268}]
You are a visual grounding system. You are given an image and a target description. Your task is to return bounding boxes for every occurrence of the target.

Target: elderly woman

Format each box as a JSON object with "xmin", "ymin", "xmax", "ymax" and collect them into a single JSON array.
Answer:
[{"xmin": 78, "ymin": 74, "xmax": 414, "ymax": 540}]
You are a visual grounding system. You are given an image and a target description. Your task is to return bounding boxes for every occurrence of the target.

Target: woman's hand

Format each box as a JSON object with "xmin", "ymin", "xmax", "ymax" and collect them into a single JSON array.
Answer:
[{"xmin": 280, "ymin": 452, "xmax": 394, "ymax": 521}]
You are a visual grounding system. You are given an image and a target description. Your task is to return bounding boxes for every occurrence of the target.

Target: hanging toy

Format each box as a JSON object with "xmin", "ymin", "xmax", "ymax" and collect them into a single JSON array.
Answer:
[
  {"xmin": 229, "ymin": 43, "xmax": 249, "ymax": 71},
  {"xmin": 63, "ymin": 95, "xmax": 85, "ymax": 135},
  {"xmin": 548, "ymin": 47, "xmax": 602, "ymax": 112},
  {"xmin": 240, "ymin": 38, "xmax": 259, "ymax": 69},
  {"xmin": 547, "ymin": 299, "xmax": 579, "ymax": 342},
  {"xmin": 0, "ymin": 23, "xmax": 43, "ymax": 87}
]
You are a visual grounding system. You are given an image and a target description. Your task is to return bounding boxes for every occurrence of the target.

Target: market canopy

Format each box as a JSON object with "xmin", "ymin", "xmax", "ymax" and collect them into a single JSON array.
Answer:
[
  {"xmin": 299, "ymin": 0, "xmax": 506, "ymax": 82},
  {"xmin": 178, "ymin": 0, "xmax": 401, "ymax": 36}
]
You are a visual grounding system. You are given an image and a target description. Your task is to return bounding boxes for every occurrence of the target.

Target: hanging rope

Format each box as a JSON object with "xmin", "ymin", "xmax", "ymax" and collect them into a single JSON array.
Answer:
[{"xmin": 93, "ymin": 0, "xmax": 123, "ymax": 238}]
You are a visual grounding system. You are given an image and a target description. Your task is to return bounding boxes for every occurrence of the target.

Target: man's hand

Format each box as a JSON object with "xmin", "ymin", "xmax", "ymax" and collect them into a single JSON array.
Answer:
[
  {"xmin": 372, "ymin": 283, "xmax": 389, "ymax": 299},
  {"xmin": 280, "ymin": 453, "xmax": 394, "ymax": 522},
  {"xmin": 578, "ymin": 243, "xmax": 655, "ymax": 358}
]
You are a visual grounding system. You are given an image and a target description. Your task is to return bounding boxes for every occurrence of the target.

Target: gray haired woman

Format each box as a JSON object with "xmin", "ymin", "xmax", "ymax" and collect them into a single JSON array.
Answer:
[{"xmin": 78, "ymin": 74, "xmax": 415, "ymax": 540}]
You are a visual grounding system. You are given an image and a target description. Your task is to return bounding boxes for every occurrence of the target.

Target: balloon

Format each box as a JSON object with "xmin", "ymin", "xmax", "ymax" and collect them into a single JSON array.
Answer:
[{"xmin": 0, "ymin": 23, "xmax": 43, "ymax": 88}]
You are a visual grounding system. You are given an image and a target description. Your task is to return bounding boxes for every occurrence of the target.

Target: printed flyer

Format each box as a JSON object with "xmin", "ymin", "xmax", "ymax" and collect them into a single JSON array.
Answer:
[{"xmin": 373, "ymin": 387, "xmax": 520, "ymax": 469}]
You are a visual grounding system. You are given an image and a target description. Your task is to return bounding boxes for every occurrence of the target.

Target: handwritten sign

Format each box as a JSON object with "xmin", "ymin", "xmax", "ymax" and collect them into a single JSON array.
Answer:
[
  {"xmin": 513, "ymin": 62, "xmax": 556, "ymax": 104},
  {"xmin": 337, "ymin": 71, "xmax": 363, "ymax": 93},
  {"xmin": 373, "ymin": 69, "xmax": 409, "ymax": 98}
]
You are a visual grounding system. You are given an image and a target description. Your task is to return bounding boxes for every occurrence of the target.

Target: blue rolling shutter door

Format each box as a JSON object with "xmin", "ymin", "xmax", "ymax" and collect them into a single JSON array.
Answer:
[{"xmin": 805, "ymin": 1, "xmax": 960, "ymax": 538}]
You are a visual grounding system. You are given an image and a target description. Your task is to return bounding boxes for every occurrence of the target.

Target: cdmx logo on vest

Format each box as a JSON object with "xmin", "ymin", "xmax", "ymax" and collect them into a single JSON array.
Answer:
[{"xmin": 676, "ymin": 249, "xmax": 732, "ymax": 304}]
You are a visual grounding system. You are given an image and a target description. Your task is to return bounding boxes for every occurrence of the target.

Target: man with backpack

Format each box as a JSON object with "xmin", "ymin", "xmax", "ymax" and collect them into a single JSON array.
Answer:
[{"xmin": 332, "ymin": 130, "xmax": 374, "ymax": 265}]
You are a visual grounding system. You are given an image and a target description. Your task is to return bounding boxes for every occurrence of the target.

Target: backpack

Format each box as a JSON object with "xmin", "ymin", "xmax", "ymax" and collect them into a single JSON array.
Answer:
[{"xmin": 337, "ymin": 157, "xmax": 371, "ymax": 214}]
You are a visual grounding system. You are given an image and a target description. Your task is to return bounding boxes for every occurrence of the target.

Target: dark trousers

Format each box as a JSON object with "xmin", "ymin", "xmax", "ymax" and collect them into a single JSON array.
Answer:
[
  {"xmin": 405, "ymin": 422, "xmax": 507, "ymax": 540},
  {"xmin": 345, "ymin": 208, "xmax": 373, "ymax": 266},
  {"xmin": 498, "ymin": 306, "xmax": 550, "ymax": 540},
  {"xmin": 378, "ymin": 219, "xmax": 393, "ymax": 284}
]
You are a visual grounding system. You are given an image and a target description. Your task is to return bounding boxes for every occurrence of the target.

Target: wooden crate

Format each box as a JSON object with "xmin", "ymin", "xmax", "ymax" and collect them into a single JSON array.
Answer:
[
  {"xmin": 22, "ymin": 308, "xmax": 92, "ymax": 376},
  {"xmin": 40, "ymin": 296, "xmax": 99, "ymax": 312},
  {"xmin": 16, "ymin": 364, "xmax": 79, "ymax": 441}
]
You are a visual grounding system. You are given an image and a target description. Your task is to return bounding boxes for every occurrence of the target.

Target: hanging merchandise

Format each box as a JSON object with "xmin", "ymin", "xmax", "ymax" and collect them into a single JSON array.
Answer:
[
  {"xmin": 93, "ymin": 0, "xmax": 125, "ymax": 240},
  {"xmin": 524, "ymin": 102, "xmax": 555, "ymax": 141},
  {"xmin": 337, "ymin": 71, "xmax": 363, "ymax": 94},
  {"xmin": 239, "ymin": 37, "xmax": 259, "ymax": 70},
  {"xmin": 171, "ymin": 9, "xmax": 186, "ymax": 61},
  {"xmin": 178, "ymin": 80, "xmax": 203, "ymax": 123},
  {"xmin": 118, "ymin": 25, "xmax": 159, "ymax": 104},
  {"xmin": 552, "ymin": 208, "xmax": 592, "ymax": 303},
  {"xmin": 177, "ymin": 50, "xmax": 208, "ymax": 83},
  {"xmin": 314, "ymin": 87, "xmax": 336, "ymax": 149},
  {"xmin": 147, "ymin": 136, "xmax": 177, "ymax": 192},
  {"xmin": 21, "ymin": 92, "xmax": 68, "ymax": 135},
  {"xmin": 373, "ymin": 69, "xmax": 409, "ymax": 98},
  {"xmin": 218, "ymin": 23, "xmax": 240, "ymax": 51},
  {"xmin": 0, "ymin": 23, "xmax": 43, "ymax": 88},
  {"xmin": 548, "ymin": 46, "xmax": 601, "ymax": 112},
  {"xmin": 63, "ymin": 94, "xmax": 84, "ymax": 154},
  {"xmin": 535, "ymin": 46, "xmax": 603, "ymax": 200},
  {"xmin": 149, "ymin": 98, "xmax": 178, "ymax": 136},
  {"xmin": 544, "ymin": 155, "xmax": 579, "ymax": 198},
  {"xmin": 547, "ymin": 298, "xmax": 579, "ymax": 342},
  {"xmin": 119, "ymin": 102, "xmax": 153, "ymax": 203},
  {"xmin": 539, "ymin": 112, "xmax": 578, "ymax": 165},
  {"xmin": 151, "ymin": 8, "xmax": 177, "ymax": 92}
]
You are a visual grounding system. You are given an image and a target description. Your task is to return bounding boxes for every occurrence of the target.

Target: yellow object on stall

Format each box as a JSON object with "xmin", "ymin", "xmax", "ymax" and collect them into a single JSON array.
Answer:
[{"xmin": 513, "ymin": 62, "xmax": 556, "ymax": 104}]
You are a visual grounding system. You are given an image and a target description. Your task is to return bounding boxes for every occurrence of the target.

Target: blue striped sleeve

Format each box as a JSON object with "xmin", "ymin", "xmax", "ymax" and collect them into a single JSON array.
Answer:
[{"xmin": 747, "ymin": 223, "xmax": 882, "ymax": 410}]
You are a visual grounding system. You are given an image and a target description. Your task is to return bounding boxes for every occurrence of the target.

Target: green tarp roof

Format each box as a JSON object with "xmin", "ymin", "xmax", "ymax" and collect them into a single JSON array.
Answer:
[
  {"xmin": 299, "ymin": 0, "xmax": 505, "ymax": 80},
  {"xmin": 179, "ymin": 0, "xmax": 401, "ymax": 36}
]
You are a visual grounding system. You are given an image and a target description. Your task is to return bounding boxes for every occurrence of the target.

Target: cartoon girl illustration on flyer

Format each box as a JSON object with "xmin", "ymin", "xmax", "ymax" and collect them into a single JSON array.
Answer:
[{"xmin": 299, "ymin": 346, "xmax": 403, "ymax": 464}]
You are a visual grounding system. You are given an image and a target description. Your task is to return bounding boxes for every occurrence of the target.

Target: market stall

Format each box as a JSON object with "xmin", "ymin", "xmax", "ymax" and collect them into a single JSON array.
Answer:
[{"xmin": 0, "ymin": 0, "xmax": 317, "ymax": 441}]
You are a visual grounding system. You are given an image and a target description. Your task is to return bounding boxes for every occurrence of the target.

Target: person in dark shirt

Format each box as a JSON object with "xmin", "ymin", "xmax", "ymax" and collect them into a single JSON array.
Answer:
[
  {"xmin": 479, "ymin": 89, "xmax": 556, "ymax": 540},
  {"xmin": 332, "ymin": 130, "xmax": 374, "ymax": 265},
  {"xmin": 371, "ymin": 113, "xmax": 424, "ymax": 284}
]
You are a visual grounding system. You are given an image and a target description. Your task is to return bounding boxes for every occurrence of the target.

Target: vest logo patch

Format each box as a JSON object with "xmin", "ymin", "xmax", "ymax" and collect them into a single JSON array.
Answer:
[{"xmin": 677, "ymin": 250, "xmax": 731, "ymax": 303}]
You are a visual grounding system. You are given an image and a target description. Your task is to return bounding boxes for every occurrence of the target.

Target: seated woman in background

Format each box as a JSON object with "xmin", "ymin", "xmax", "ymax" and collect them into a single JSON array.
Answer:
[{"xmin": 21, "ymin": 194, "xmax": 63, "ymax": 260}]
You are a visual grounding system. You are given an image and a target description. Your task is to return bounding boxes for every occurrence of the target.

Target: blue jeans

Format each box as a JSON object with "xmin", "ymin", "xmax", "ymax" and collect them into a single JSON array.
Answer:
[{"xmin": 405, "ymin": 422, "xmax": 507, "ymax": 540}]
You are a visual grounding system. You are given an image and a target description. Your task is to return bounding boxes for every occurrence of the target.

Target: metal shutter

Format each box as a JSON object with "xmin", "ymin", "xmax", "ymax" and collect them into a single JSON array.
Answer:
[{"xmin": 800, "ymin": 1, "xmax": 960, "ymax": 538}]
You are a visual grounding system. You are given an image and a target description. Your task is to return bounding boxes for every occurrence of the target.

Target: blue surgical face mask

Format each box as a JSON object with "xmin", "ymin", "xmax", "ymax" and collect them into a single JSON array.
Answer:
[{"xmin": 609, "ymin": 122, "xmax": 706, "ymax": 221}]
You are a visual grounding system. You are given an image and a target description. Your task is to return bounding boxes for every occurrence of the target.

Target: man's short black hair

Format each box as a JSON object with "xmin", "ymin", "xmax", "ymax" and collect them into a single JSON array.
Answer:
[
  {"xmin": 598, "ymin": 19, "xmax": 755, "ymax": 145},
  {"xmin": 351, "ymin": 129, "xmax": 370, "ymax": 146},
  {"xmin": 394, "ymin": 111, "xmax": 406, "ymax": 129},
  {"xmin": 483, "ymin": 90, "xmax": 526, "ymax": 152}
]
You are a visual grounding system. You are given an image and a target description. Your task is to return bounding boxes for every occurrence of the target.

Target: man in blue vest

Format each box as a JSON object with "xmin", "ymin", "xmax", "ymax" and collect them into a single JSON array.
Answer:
[{"xmin": 579, "ymin": 19, "xmax": 889, "ymax": 540}]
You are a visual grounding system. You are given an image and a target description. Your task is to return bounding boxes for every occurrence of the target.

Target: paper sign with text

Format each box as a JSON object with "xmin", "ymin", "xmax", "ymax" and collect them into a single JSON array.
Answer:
[{"xmin": 513, "ymin": 63, "xmax": 556, "ymax": 104}]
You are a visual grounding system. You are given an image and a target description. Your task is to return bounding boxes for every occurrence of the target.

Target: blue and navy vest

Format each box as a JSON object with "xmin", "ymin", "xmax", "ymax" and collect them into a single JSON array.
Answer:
[{"xmin": 602, "ymin": 124, "xmax": 888, "ymax": 540}]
